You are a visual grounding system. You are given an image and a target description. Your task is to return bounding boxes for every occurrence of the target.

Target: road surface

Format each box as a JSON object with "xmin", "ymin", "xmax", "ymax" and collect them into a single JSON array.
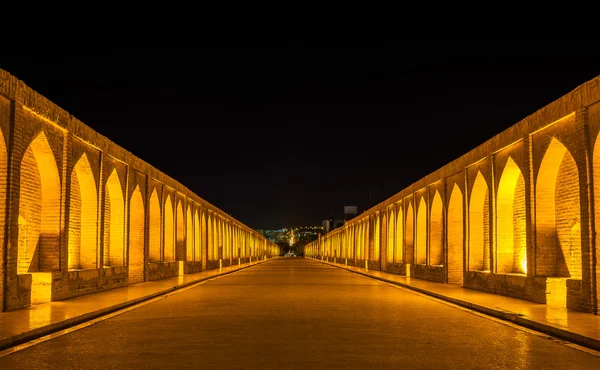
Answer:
[{"xmin": 0, "ymin": 258, "xmax": 599, "ymax": 369}]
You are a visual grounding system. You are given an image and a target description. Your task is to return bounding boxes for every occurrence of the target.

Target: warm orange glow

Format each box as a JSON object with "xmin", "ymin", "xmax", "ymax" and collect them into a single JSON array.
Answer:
[
  {"xmin": 149, "ymin": 190, "xmax": 161, "ymax": 262},
  {"xmin": 18, "ymin": 131, "xmax": 61, "ymax": 274},
  {"xmin": 497, "ymin": 157, "xmax": 526, "ymax": 274},
  {"xmin": 105, "ymin": 169, "xmax": 124, "ymax": 266},
  {"xmin": 22, "ymin": 106, "xmax": 66, "ymax": 132},
  {"xmin": 469, "ymin": 171, "xmax": 489, "ymax": 271},
  {"xmin": 68, "ymin": 153, "xmax": 98, "ymax": 270},
  {"xmin": 129, "ymin": 186, "xmax": 145, "ymax": 283},
  {"xmin": 430, "ymin": 191, "xmax": 443, "ymax": 266},
  {"xmin": 30, "ymin": 272, "xmax": 53, "ymax": 304},
  {"xmin": 194, "ymin": 210, "xmax": 201, "ymax": 262},
  {"xmin": 374, "ymin": 215, "xmax": 381, "ymax": 261},
  {"xmin": 447, "ymin": 184, "xmax": 464, "ymax": 284},
  {"xmin": 217, "ymin": 218, "xmax": 223, "ymax": 259},
  {"xmin": 536, "ymin": 137, "xmax": 581, "ymax": 278},
  {"xmin": 387, "ymin": 210, "xmax": 395, "ymax": 263},
  {"xmin": 395, "ymin": 207, "xmax": 404, "ymax": 263},
  {"xmin": 176, "ymin": 201, "xmax": 184, "ymax": 261},
  {"xmin": 186, "ymin": 207, "xmax": 193, "ymax": 261},
  {"xmin": 405, "ymin": 203, "xmax": 414, "ymax": 264},
  {"xmin": 164, "ymin": 195, "xmax": 174, "ymax": 262},
  {"xmin": 209, "ymin": 216, "xmax": 215, "ymax": 260},
  {"xmin": 416, "ymin": 197, "xmax": 427, "ymax": 264}
]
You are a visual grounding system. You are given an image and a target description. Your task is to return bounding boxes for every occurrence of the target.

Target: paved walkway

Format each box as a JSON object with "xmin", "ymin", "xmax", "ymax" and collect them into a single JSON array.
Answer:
[
  {"xmin": 0, "ymin": 258, "xmax": 268, "ymax": 350},
  {"xmin": 310, "ymin": 257, "xmax": 600, "ymax": 351},
  {"xmin": 2, "ymin": 257, "xmax": 600, "ymax": 353}
]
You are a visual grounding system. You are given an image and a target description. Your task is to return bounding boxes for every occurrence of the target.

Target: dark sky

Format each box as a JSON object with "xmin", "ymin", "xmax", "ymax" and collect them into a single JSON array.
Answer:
[{"xmin": 2, "ymin": 17, "xmax": 600, "ymax": 230}]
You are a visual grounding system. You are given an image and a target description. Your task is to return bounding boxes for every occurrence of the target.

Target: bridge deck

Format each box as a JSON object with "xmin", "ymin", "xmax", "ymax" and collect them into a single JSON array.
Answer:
[{"xmin": 0, "ymin": 258, "xmax": 599, "ymax": 368}]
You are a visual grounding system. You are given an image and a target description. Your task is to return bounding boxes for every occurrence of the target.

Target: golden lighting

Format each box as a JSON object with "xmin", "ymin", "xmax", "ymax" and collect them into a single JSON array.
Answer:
[
  {"xmin": 395, "ymin": 208, "xmax": 404, "ymax": 263},
  {"xmin": 447, "ymin": 184, "xmax": 464, "ymax": 284},
  {"xmin": 22, "ymin": 105, "xmax": 67, "ymax": 132},
  {"xmin": 536, "ymin": 137, "xmax": 581, "ymax": 278},
  {"xmin": 18, "ymin": 131, "xmax": 61, "ymax": 274},
  {"xmin": 430, "ymin": 191, "xmax": 443, "ymax": 266},
  {"xmin": 105, "ymin": 169, "xmax": 124, "ymax": 266},
  {"xmin": 194, "ymin": 211, "xmax": 201, "ymax": 262},
  {"xmin": 149, "ymin": 190, "xmax": 161, "ymax": 262},
  {"xmin": 30, "ymin": 272, "xmax": 53, "ymax": 304},
  {"xmin": 387, "ymin": 210, "xmax": 395, "ymax": 263},
  {"xmin": 416, "ymin": 198, "xmax": 427, "ymax": 264},
  {"xmin": 405, "ymin": 203, "xmax": 413, "ymax": 263},
  {"xmin": 68, "ymin": 153, "xmax": 98, "ymax": 270},
  {"xmin": 164, "ymin": 195, "xmax": 174, "ymax": 262},
  {"xmin": 469, "ymin": 171, "xmax": 488, "ymax": 271},
  {"xmin": 129, "ymin": 186, "xmax": 145, "ymax": 283},
  {"xmin": 176, "ymin": 202, "xmax": 184, "ymax": 260},
  {"xmin": 186, "ymin": 207, "xmax": 194, "ymax": 261},
  {"xmin": 497, "ymin": 157, "xmax": 526, "ymax": 274}
]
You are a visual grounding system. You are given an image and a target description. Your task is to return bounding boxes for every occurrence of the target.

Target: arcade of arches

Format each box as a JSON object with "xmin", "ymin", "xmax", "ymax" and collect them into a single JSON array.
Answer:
[
  {"xmin": 306, "ymin": 73, "xmax": 600, "ymax": 316},
  {"xmin": 3, "ymin": 68, "xmax": 600, "ymax": 317},
  {"xmin": 0, "ymin": 69, "xmax": 278, "ymax": 311}
]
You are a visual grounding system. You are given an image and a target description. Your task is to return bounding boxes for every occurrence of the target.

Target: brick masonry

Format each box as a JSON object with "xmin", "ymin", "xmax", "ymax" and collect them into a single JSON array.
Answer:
[
  {"xmin": 307, "ymin": 73, "xmax": 600, "ymax": 315},
  {"xmin": 0, "ymin": 69, "xmax": 278, "ymax": 312}
]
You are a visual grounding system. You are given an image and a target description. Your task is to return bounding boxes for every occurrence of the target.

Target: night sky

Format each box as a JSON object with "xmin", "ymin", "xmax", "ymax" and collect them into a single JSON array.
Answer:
[{"xmin": 2, "ymin": 25, "xmax": 600, "ymax": 230}]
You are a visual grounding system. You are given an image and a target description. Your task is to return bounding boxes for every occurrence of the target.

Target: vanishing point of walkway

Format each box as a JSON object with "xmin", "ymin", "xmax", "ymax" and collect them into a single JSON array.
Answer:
[{"xmin": 0, "ymin": 258, "xmax": 599, "ymax": 369}]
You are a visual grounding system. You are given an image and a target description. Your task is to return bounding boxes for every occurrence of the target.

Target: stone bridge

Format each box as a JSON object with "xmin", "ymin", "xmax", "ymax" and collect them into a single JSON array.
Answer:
[
  {"xmin": 0, "ymin": 69, "xmax": 279, "ymax": 312},
  {"xmin": 306, "ymin": 73, "xmax": 600, "ymax": 315}
]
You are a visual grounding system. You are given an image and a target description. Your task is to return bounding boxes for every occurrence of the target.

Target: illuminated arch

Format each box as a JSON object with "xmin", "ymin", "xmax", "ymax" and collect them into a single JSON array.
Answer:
[
  {"xmin": 374, "ymin": 215, "xmax": 382, "ymax": 261},
  {"xmin": 129, "ymin": 185, "xmax": 145, "ymax": 283},
  {"xmin": 104, "ymin": 169, "xmax": 124, "ymax": 266},
  {"xmin": 18, "ymin": 131, "xmax": 61, "ymax": 273},
  {"xmin": 176, "ymin": 201, "xmax": 184, "ymax": 261},
  {"xmin": 395, "ymin": 207, "xmax": 404, "ymax": 263},
  {"xmin": 164, "ymin": 195, "xmax": 174, "ymax": 262},
  {"xmin": 68, "ymin": 153, "xmax": 97, "ymax": 270},
  {"xmin": 194, "ymin": 210, "xmax": 201, "ymax": 262},
  {"xmin": 214, "ymin": 217, "xmax": 220, "ymax": 259},
  {"xmin": 430, "ymin": 191, "xmax": 443, "ymax": 266},
  {"xmin": 149, "ymin": 189, "xmax": 161, "ymax": 262},
  {"xmin": 0, "ymin": 131, "xmax": 5, "ymax": 271},
  {"xmin": 387, "ymin": 210, "xmax": 395, "ymax": 263},
  {"xmin": 355, "ymin": 224, "xmax": 361, "ymax": 260},
  {"xmin": 416, "ymin": 197, "xmax": 427, "ymax": 264},
  {"xmin": 469, "ymin": 171, "xmax": 490, "ymax": 271},
  {"xmin": 536, "ymin": 137, "xmax": 581, "ymax": 278},
  {"xmin": 405, "ymin": 203, "xmax": 414, "ymax": 264},
  {"xmin": 186, "ymin": 206, "xmax": 193, "ymax": 261},
  {"xmin": 349, "ymin": 226, "xmax": 355, "ymax": 259},
  {"xmin": 448, "ymin": 184, "xmax": 464, "ymax": 284},
  {"xmin": 208, "ymin": 215, "xmax": 214, "ymax": 260},
  {"xmin": 497, "ymin": 157, "xmax": 526, "ymax": 274}
]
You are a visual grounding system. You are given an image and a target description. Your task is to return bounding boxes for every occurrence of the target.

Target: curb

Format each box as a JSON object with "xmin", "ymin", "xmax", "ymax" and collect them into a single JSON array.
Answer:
[
  {"xmin": 0, "ymin": 259, "xmax": 270, "ymax": 351},
  {"xmin": 311, "ymin": 258, "xmax": 600, "ymax": 352}
]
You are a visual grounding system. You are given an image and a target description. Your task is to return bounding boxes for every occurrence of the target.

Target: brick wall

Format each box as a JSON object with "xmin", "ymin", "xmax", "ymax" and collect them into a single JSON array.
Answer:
[
  {"xmin": 0, "ymin": 69, "xmax": 275, "ymax": 311},
  {"xmin": 305, "ymin": 71, "xmax": 600, "ymax": 314}
]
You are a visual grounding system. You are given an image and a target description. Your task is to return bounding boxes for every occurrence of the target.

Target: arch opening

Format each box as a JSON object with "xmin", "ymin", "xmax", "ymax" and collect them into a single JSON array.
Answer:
[
  {"xmin": 18, "ymin": 131, "xmax": 61, "ymax": 274},
  {"xmin": 447, "ymin": 184, "xmax": 464, "ymax": 284},
  {"xmin": 104, "ymin": 169, "xmax": 124, "ymax": 266},
  {"xmin": 430, "ymin": 191, "xmax": 443, "ymax": 266},
  {"xmin": 469, "ymin": 172, "xmax": 490, "ymax": 271},
  {"xmin": 405, "ymin": 203, "xmax": 414, "ymax": 264},
  {"xmin": 149, "ymin": 190, "xmax": 161, "ymax": 262},
  {"xmin": 164, "ymin": 195, "xmax": 174, "ymax": 262},
  {"xmin": 497, "ymin": 157, "xmax": 527, "ymax": 274},
  {"xmin": 194, "ymin": 210, "xmax": 201, "ymax": 262},
  {"xmin": 68, "ymin": 153, "xmax": 97, "ymax": 270},
  {"xmin": 536, "ymin": 137, "xmax": 581, "ymax": 278},
  {"xmin": 416, "ymin": 198, "xmax": 427, "ymax": 264},
  {"xmin": 129, "ymin": 186, "xmax": 145, "ymax": 283}
]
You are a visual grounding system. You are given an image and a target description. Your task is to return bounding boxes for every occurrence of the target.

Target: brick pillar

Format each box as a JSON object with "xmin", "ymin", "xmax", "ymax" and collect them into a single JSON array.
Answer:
[{"xmin": 577, "ymin": 107, "xmax": 597, "ymax": 314}]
